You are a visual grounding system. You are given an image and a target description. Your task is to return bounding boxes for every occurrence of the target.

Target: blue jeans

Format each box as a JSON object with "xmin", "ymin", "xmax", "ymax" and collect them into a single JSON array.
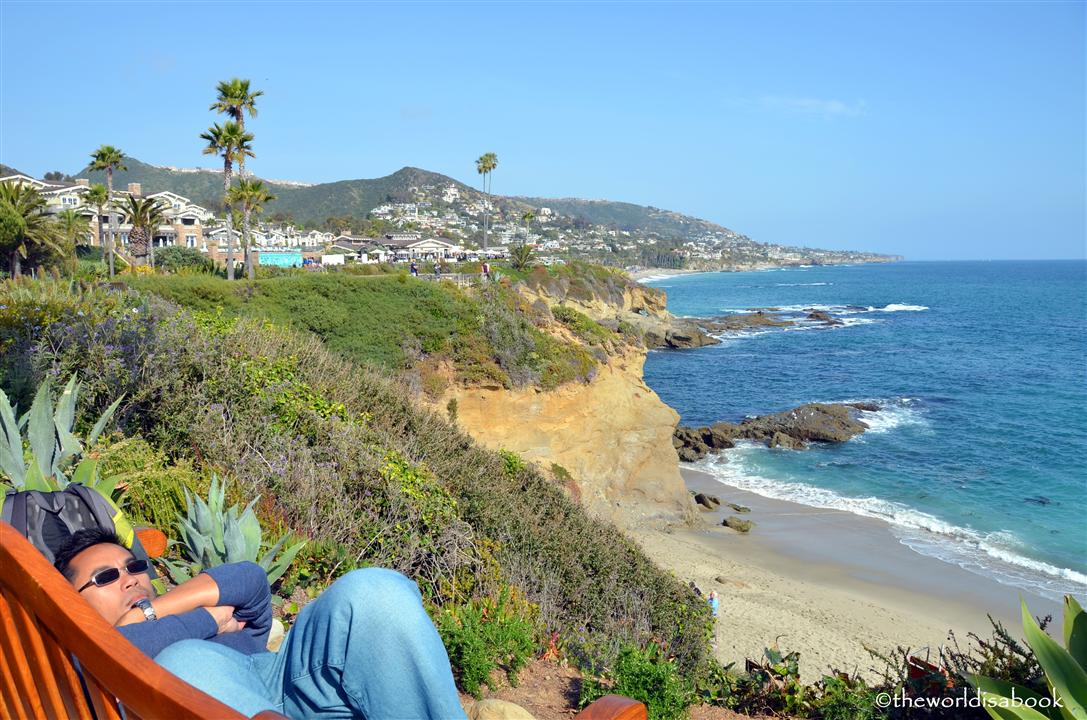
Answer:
[{"xmin": 155, "ymin": 568, "xmax": 467, "ymax": 719}]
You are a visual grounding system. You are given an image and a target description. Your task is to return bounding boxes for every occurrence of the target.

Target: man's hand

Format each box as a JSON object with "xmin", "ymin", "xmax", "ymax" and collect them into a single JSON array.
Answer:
[{"xmin": 206, "ymin": 605, "xmax": 247, "ymax": 635}]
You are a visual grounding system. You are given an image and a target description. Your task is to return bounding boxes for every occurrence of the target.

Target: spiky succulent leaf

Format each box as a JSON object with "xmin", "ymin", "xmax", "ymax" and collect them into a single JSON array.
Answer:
[
  {"xmin": 23, "ymin": 460, "xmax": 57, "ymax": 491},
  {"xmin": 70, "ymin": 458, "xmax": 98, "ymax": 486},
  {"xmin": 262, "ymin": 538, "xmax": 306, "ymax": 586},
  {"xmin": 238, "ymin": 499, "xmax": 263, "ymax": 560},
  {"xmin": 53, "ymin": 376, "xmax": 82, "ymax": 470},
  {"xmin": 1022, "ymin": 599, "xmax": 1087, "ymax": 719},
  {"xmin": 976, "ymin": 690, "xmax": 1060, "ymax": 720},
  {"xmin": 87, "ymin": 395, "xmax": 123, "ymax": 448},
  {"xmin": 0, "ymin": 389, "xmax": 25, "ymax": 486},
  {"xmin": 972, "ymin": 676, "xmax": 1062, "ymax": 720},
  {"xmin": 27, "ymin": 380, "xmax": 57, "ymax": 481},
  {"xmin": 224, "ymin": 518, "xmax": 249, "ymax": 564},
  {"xmin": 1066, "ymin": 596, "xmax": 1087, "ymax": 671}
]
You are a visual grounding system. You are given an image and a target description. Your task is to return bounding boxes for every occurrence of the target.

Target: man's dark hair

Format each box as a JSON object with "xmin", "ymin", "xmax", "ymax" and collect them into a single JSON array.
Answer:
[{"xmin": 53, "ymin": 528, "xmax": 125, "ymax": 581}]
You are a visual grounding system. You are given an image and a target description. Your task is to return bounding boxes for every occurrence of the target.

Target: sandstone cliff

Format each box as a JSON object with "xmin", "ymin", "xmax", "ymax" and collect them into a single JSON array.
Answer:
[
  {"xmin": 436, "ymin": 267, "xmax": 699, "ymax": 527},
  {"xmin": 445, "ymin": 347, "xmax": 691, "ymax": 527}
]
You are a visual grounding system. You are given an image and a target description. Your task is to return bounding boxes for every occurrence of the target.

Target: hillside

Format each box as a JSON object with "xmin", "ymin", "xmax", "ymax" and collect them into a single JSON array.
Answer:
[
  {"xmin": 74, "ymin": 159, "xmax": 517, "ymax": 223},
  {"xmin": 68, "ymin": 156, "xmax": 898, "ymax": 267}
]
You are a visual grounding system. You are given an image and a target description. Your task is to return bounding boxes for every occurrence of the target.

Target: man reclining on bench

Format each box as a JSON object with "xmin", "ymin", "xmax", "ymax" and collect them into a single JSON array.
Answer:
[{"xmin": 53, "ymin": 528, "xmax": 468, "ymax": 720}]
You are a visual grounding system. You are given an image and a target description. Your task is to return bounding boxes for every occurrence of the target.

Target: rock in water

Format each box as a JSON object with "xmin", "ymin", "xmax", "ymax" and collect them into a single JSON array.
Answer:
[
  {"xmin": 740, "ymin": 403, "xmax": 868, "ymax": 445},
  {"xmin": 723, "ymin": 516, "xmax": 754, "ymax": 533},
  {"xmin": 769, "ymin": 431, "xmax": 806, "ymax": 450},
  {"xmin": 805, "ymin": 310, "xmax": 843, "ymax": 326},
  {"xmin": 726, "ymin": 503, "xmax": 751, "ymax": 513}
]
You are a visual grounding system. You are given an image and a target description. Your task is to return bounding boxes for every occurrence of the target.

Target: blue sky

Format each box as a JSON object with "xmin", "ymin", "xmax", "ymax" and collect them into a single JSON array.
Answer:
[{"xmin": 1, "ymin": 1, "xmax": 1084, "ymax": 260}]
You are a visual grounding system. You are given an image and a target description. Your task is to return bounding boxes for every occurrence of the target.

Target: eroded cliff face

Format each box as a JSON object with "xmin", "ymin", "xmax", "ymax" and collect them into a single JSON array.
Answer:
[{"xmin": 445, "ymin": 347, "xmax": 692, "ymax": 527}]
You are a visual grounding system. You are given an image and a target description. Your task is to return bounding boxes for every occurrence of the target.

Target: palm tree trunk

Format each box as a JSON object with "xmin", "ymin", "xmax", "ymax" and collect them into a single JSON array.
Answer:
[
  {"xmin": 244, "ymin": 205, "xmax": 255, "ymax": 280},
  {"xmin": 224, "ymin": 160, "xmax": 234, "ymax": 281},
  {"xmin": 106, "ymin": 171, "xmax": 115, "ymax": 278},
  {"xmin": 10, "ymin": 251, "xmax": 20, "ymax": 279}
]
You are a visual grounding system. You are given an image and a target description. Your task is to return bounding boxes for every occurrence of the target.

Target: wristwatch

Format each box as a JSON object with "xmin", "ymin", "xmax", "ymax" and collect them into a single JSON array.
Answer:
[{"xmin": 133, "ymin": 598, "xmax": 157, "ymax": 622}]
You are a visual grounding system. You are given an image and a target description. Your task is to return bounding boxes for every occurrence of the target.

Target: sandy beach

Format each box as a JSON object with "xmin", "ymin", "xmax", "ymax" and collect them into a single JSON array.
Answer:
[{"xmin": 629, "ymin": 467, "xmax": 1061, "ymax": 683}]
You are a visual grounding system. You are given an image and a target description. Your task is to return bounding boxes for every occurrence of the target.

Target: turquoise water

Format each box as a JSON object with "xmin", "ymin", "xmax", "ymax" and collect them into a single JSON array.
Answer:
[{"xmin": 643, "ymin": 261, "xmax": 1087, "ymax": 600}]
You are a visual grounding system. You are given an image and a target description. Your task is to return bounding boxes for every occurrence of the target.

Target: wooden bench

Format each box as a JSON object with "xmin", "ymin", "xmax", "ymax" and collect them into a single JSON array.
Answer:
[{"xmin": 0, "ymin": 522, "xmax": 645, "ymax": 720}]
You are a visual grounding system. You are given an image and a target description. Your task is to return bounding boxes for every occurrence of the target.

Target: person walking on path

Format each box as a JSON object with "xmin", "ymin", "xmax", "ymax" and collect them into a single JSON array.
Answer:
[{"xmin": 410, "ymin": 259, "xmax": 418, "ymax": 277}]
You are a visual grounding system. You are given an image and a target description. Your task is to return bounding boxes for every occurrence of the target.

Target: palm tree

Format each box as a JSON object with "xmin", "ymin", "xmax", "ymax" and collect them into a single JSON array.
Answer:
[
  {"xmin": 116, "ymin": 196, "xmax": 166, "ymax": 265},
  {"xmin": 0, "ymin": 182, "xmax": 65, "ymax": 278},
  {"xmin": 521, "ymin": 211, "xmax": 535, "ymax": 239},
  {"xmin": 509, "ymin": 243, "xmax": 535, "ymax": 272},
  {"xmin": 475, "ymin": 152, "xmax": 498, "ymax": 250},
  {"xmin": 225, "ymin": 178, "xmax": 276, "ymax": 280},
  {"xmin": 211, "ymin": 79, "xmax": 263, "ymax": 271},
  {"xmin": 88, "ymin": 145, "xmax": 127, "ymax": 278},
  {"xmin": 55, "ymin": 209, "xmax": 92, "ymax": 248},
  {"xmin": 200, "ymin": 121, "xmax": 254, "ymax": 280},
  {"xmin": 83, "ymin": 183, "xmax": 109, "ymax": 251},
  {"xmin": 209, "ymin": 79, "xmax": 262, "ymax": 178}
]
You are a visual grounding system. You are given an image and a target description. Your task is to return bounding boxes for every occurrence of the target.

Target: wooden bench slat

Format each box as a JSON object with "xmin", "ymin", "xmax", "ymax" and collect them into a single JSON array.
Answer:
[
  {"xmin": 9, "ymin": 597, "xmax": 71, "ymax": 719},
  {"xmin": 0, "ymin": 589, "xmax": 42, "ymax": 719},
  {"xmin": 84, "ymin": 674, "xmax": 124, "ymax": 720},
  {"xmin": 0, "ymin": 631, "xmax": 27, "ymax": 720},
  {"xmin": 41, "ymin": 627, "xmax": 95, "ymax": 720}
]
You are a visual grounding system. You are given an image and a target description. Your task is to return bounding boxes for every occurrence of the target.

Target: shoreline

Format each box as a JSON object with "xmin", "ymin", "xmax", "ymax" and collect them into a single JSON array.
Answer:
[{"xmin": 628, "ymin": 466, "xmax": 1062, "ymax": 683}]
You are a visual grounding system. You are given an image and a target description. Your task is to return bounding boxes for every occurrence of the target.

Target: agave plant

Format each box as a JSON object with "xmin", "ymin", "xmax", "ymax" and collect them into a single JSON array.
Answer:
[
  {"xmin": 162, "ymin": 475, "xmax": 305, "ymax": 586},
  {"xmin": 972, "ymin": 595, "xmax": 1087, "ymax": 720},
  {"xmin": 0, "ymin": 376, "xmax": 123, "ymax": 501}
]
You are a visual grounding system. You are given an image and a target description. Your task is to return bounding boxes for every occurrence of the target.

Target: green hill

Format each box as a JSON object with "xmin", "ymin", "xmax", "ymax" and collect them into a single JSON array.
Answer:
[
  {"xmin": 74, "ymin": 158, "xmax": 492, "ymax": 223},
  {"xmin": 72, "ymin": 156, "xmax": 734, "ymax": 236}
]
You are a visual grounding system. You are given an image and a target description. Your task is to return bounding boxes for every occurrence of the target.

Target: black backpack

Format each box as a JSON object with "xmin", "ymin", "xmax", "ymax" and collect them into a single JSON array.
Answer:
[{"xmin": 1, "ymin": 484, "xmax": 158, "ymax": 582}]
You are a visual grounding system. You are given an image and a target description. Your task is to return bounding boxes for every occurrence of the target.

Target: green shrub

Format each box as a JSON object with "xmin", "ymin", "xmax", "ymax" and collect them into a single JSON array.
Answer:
[
  {"xmin": 436, "ymin": 584, "xmax": 539, "ymax": 698},
  {"xmin": 551, "ymin": 304, "xmax": 615, "ymax": 347},
  {"xmin": 278, "ymin": 538, "xmax": 360, "ymax": 599},
  {"xmin": 580, "ymin": 643, "xmax": 694, "ymax": 720},
  {"xmin": 154, "ymin": 246, "xmax": 218, "ymax": 275},
  {"xmin": 813, "ymin": 675, "xmax": 881, "ymax": 720},
  {"xmin": 96, "ymin": 436, "xmax": 208, "ymax": 529}
]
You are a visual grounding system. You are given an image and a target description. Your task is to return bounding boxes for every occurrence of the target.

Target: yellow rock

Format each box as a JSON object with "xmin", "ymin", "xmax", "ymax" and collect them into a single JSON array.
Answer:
[{"xmin": 469, "ymin": 699, "xmax": 536, "ymax": 720}]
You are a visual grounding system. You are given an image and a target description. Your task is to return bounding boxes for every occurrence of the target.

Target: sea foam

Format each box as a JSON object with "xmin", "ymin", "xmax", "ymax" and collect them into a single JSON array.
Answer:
[{"xmin": 692, "ymin": 445, "xmax": 1086, "ymax": 600}]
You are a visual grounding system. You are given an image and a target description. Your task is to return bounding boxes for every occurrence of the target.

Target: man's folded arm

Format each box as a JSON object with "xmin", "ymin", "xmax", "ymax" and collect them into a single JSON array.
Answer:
[
  {"xmin": 203, "ymin": 561, "xmax": 272, "ymax": 643},
  {"xmin": 117, "ymin": 608, "xmax": 218, "ymax": 658}
]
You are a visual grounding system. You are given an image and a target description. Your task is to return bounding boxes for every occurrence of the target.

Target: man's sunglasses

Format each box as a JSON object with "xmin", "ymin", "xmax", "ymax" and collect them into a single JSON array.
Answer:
[{"xmin": 77, "ymin": 559, "xmax": 150, "ymax": 592}]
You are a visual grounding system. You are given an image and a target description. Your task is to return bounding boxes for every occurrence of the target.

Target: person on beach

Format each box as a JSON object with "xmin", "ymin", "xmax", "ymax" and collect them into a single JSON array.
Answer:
[
  {"xmin": 707, "ymin": 590, "xmax": 719, "ymax": 618},
  {"xmin": 53, "ymin": 528, "xmax": 466, "ymax": 720}
]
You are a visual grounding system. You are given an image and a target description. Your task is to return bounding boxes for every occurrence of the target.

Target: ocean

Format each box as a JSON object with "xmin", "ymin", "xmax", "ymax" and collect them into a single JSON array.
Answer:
[{"xmin": 642, "ymin": 260, "xmax": 1087, "ymax": 601}]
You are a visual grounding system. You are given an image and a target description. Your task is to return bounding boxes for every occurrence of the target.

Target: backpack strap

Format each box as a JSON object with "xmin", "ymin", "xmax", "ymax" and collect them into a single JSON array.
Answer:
[{"xmin": 2, "ymin": 491, "xmax": 30, "ymax": 537}]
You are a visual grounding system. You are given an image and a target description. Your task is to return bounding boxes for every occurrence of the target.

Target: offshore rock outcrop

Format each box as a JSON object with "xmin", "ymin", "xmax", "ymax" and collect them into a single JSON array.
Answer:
[{"xmin": 674, "ymin": 402, "xmax": 876, "ymax": 459}]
